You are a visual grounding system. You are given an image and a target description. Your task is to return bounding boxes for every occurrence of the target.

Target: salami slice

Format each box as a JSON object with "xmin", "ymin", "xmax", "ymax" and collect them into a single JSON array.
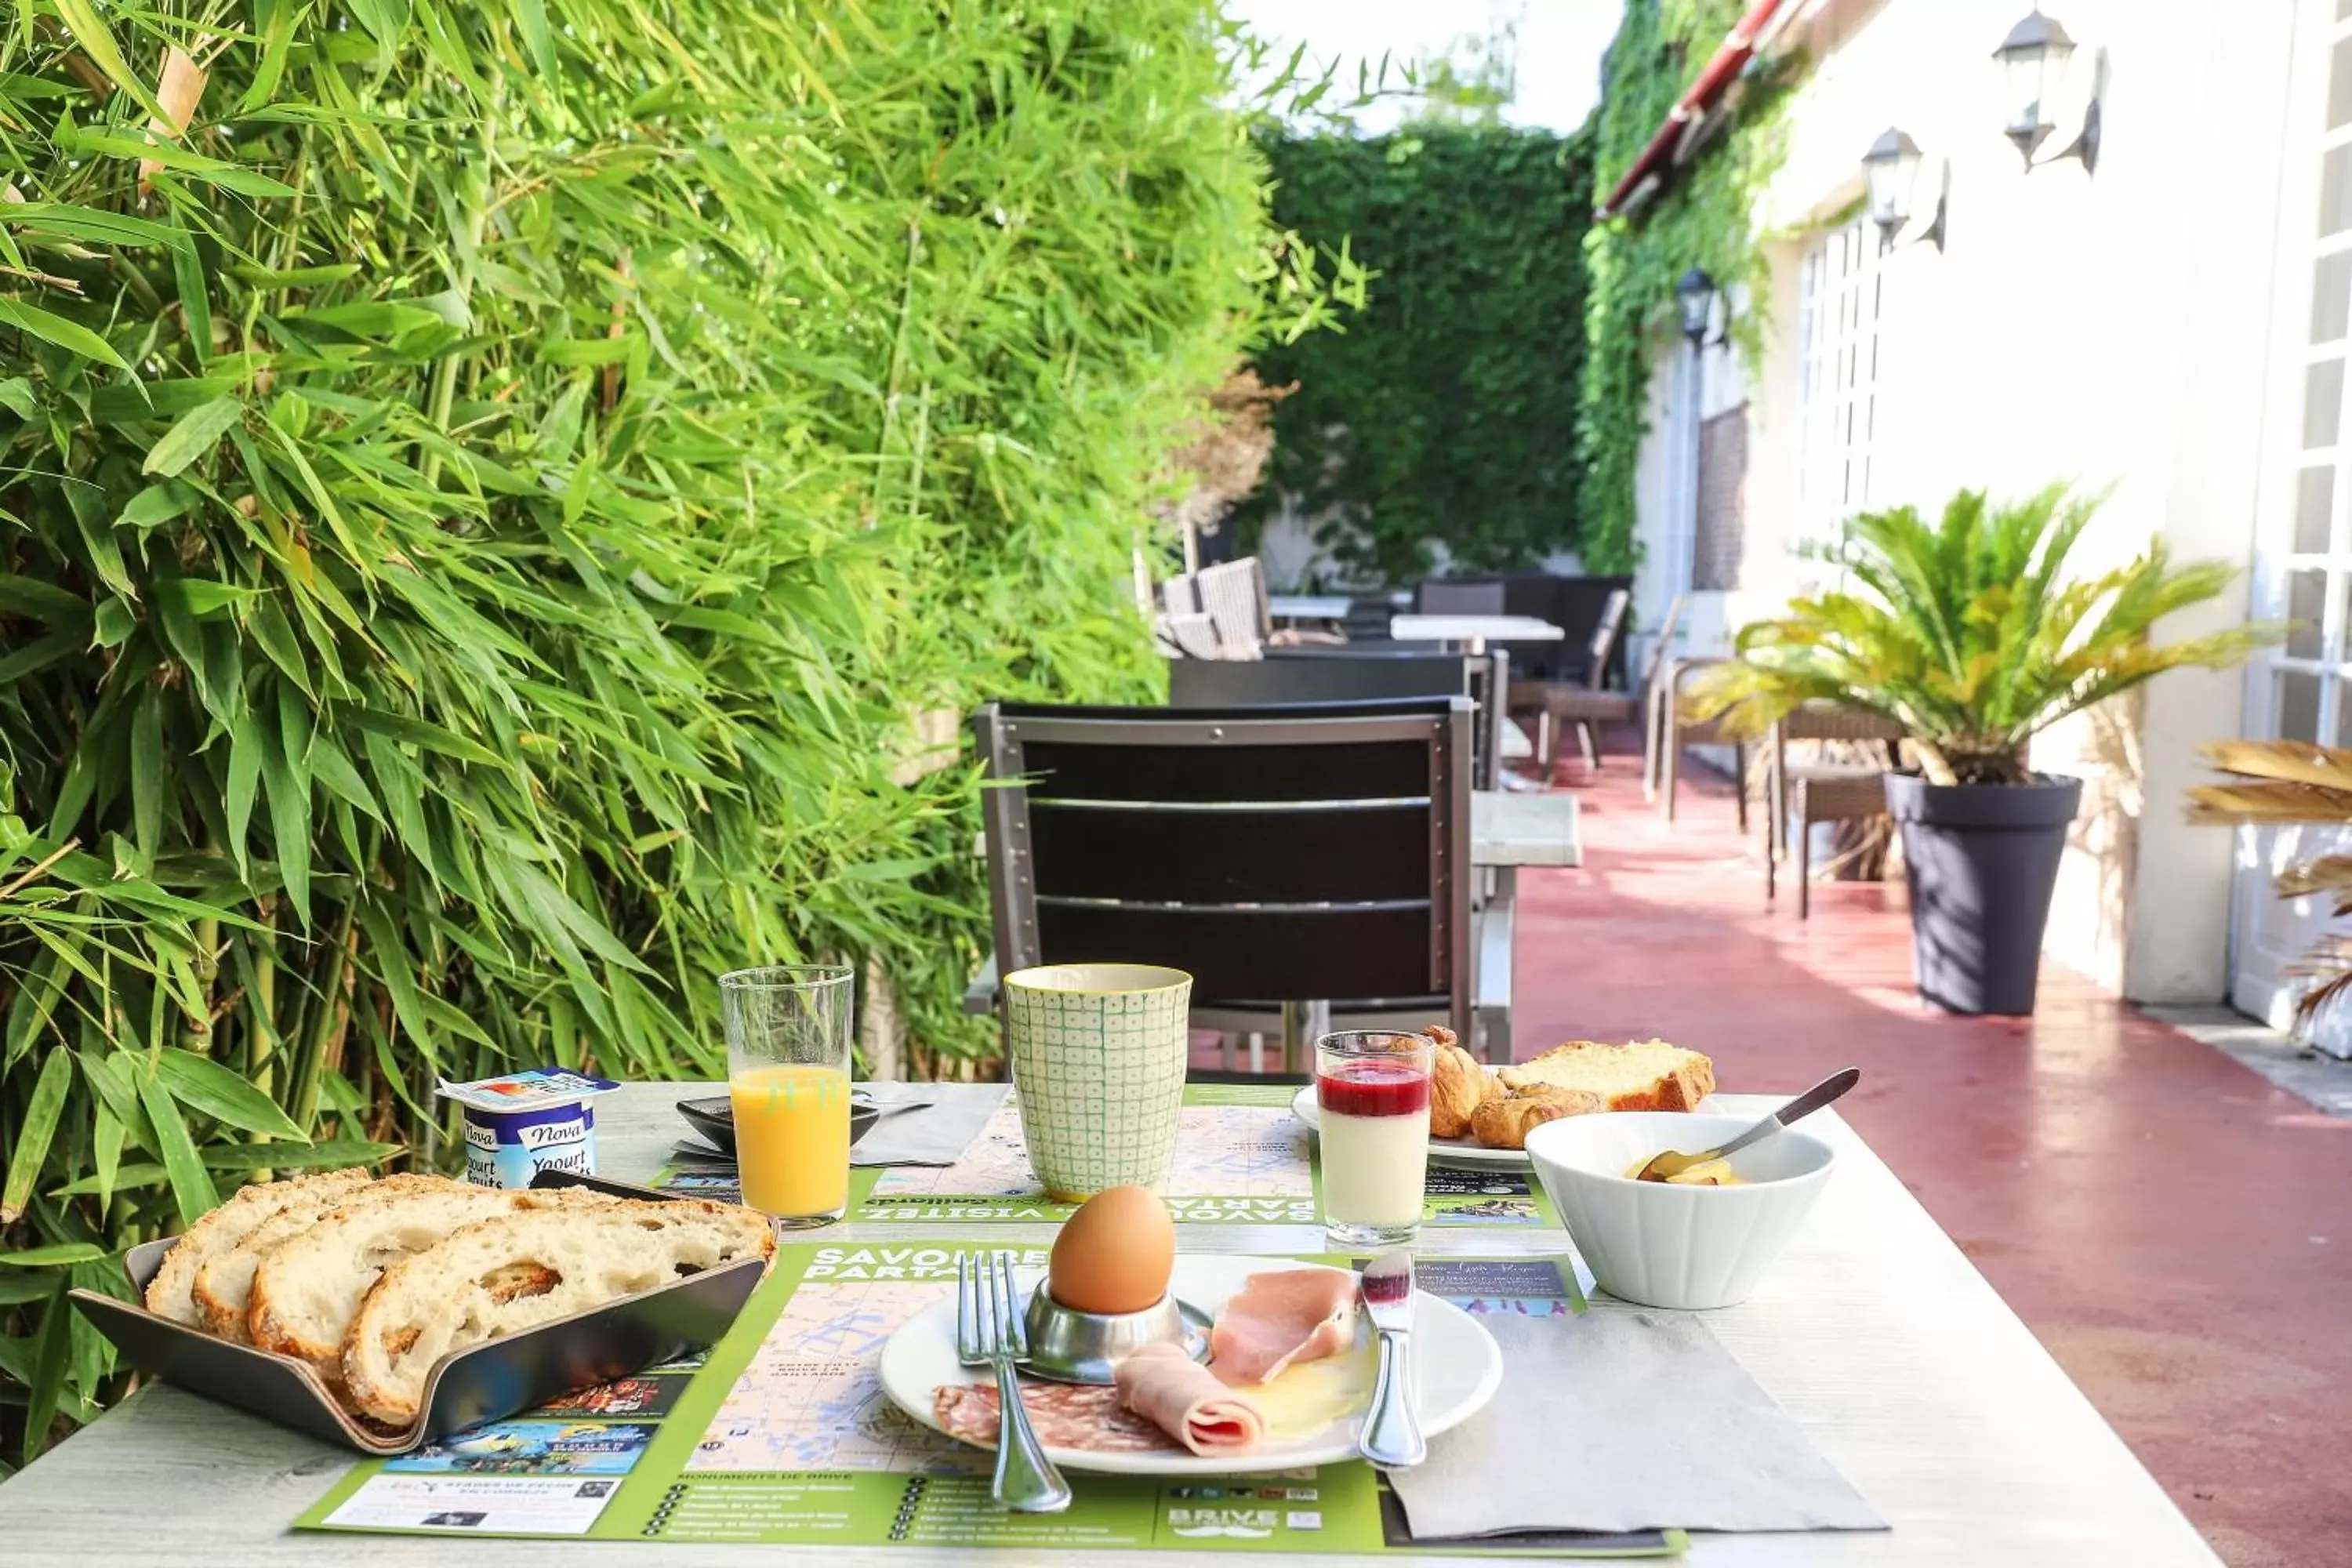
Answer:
[{"xmin": 933, "ymin": 1381, "xmax": 1183, "ymax": 1454}]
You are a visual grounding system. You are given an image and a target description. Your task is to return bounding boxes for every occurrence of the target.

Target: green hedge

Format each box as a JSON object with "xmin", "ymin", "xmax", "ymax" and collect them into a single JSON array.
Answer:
[
  {"xmin": 0, "ymin": 0, "xmax": 1297, "ymax": 1465},
  {"xmin": 1242, "ymin": 122, "xmax": 1595, "ymax": 584}
]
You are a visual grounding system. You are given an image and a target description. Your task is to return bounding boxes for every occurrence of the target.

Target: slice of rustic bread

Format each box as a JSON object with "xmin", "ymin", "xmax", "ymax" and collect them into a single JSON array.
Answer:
[
  {"xmin": 141, "ymin": 1170, "xmax": 370, "ymax": 1326},
  {"xmin": 194, "ymin": 1174, "xmax": 456, "ymax": 1341},
  {"xmin": 246, "ymin": 1182, "xmax": 607, "ymax": 1374},
  {"xmin": 342, "ymin": 1200, "xmax": 775, "ymax": 1425},
  {"xmin": 1495, "ymin": 1039, "xmax": 1716, "ymax": 1112}
]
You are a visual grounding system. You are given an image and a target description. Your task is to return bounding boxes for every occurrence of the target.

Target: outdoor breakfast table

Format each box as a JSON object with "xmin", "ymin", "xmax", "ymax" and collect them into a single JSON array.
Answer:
[{"xmin": 0, "ymin": 1084, "xmax": 2220, "ymax": 1566}]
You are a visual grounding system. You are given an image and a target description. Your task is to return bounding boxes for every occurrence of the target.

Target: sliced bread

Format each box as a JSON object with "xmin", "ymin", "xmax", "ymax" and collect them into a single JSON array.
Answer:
[
  {"xmin": 1496, "ymin": 1038, "xmax": 1715, "ymax": 1111},
  {"xmin": 194, "ymin": 1174, "xmax": 457, "ymax": 1341},
  {"xmin": 141, "ymin": 1169, "xmax": 370, "ymax": 1326},
  {"xmin": 343, "ymin": 1200, "xmax": 775, "ymax": 1425},
  {"xmin": 247, "ymin": 1182, "xmax": 608, "ymax": 1374}
]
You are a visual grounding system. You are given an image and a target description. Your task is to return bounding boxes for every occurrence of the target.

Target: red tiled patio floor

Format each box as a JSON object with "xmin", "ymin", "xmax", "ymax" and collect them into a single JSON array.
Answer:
[{"xmin": 1516, "ymin": 748, "xmax": 2352, "ymax": 1568}]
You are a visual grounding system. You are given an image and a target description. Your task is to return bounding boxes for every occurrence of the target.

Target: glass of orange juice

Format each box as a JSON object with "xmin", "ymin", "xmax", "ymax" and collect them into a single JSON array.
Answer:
[{"xmin": 720, "ymin": 965, "xmax": 855, "ymax": 1229}]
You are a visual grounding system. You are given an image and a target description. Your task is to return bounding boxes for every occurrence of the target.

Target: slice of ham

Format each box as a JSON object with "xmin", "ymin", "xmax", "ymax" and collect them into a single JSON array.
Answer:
[
  {"xmin": 1207, "ymin": 1268, "xmax": 1359, "ymax": 1386},
  {"xmin": 1112, "ymin": 1343, "xmax": 1266, "ymax": 1455},
  {"xmin": 933, "ymin": 1382, "xmax": 1178, "ymax": 1454}
]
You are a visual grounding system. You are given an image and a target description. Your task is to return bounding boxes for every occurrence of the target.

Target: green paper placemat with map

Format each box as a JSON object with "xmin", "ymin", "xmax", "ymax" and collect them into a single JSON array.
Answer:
[
  {"xmin": 658, "ymin": 1084, "xmax": 1560, "ymax": 1231},
  {"xmin": 296, "ymin": 1244, "xmax": 1670, "ymax": 1556}
]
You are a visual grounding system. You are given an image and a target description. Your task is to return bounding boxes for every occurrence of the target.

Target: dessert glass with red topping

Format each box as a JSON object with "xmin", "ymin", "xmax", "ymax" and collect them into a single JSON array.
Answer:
[{"xmin": 1314, "ymin": 1030, "xmax": 1436, "ymax": 1247}]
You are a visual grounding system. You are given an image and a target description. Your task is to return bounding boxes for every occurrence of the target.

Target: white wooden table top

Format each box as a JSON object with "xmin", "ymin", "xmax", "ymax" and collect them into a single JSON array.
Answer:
[
  {"xmin": 1469, "ymin": 789, "xmax": 1581, "ymax": 867},
  {"xmin": 1268, "ymin": 594, "xmax": 1352, "ymax": 619},
  {"xmin": 0, "ymin": 1087, "xmax": 2219, "ymax": 1566},
  {"xmin": 1389, "ymin": 615, "xmax": 1566, "ymax": 642}
]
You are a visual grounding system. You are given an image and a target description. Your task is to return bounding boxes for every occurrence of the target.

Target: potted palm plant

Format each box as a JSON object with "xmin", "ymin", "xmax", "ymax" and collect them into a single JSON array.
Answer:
[{"xmin": 1686, "ymin": 485, "xmax": 2271, "ymax": 1014}]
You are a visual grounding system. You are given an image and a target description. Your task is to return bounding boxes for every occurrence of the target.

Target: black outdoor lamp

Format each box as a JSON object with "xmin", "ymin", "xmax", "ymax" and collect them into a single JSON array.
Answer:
[
  {"xmin": 1994, "ymin": 9, "xmax": 2098, "ymax": 173},
  {"xmin": 1862, "ymin": 127, "xmax": 1946, "ymax": 253},
  {"xmin": 1675, "ymin": 266, "xmax": 1719, "ymax": 347}
]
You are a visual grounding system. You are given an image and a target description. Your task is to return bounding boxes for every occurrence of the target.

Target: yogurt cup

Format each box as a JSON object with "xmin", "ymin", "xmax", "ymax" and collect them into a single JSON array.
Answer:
[{"xmin": 437, "ymin": 1069, "xmax": 621, "ymax": 1189}]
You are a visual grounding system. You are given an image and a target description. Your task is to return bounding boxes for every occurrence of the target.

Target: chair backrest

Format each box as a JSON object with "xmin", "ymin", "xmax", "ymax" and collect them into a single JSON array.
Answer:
[
  {"xmin": 1167, "ymin": 652, "xmax": 1504, "ymax": 791},
  {"xmin": 1778, "ymin": 702, "xmax": 1907, "ymax": 744},
  {"xmin": 975, "ymin": 699, "xmax": 1475, "ymax": 1040},
  {"xmin": 1160, "ymin": 575, "xmax": 1202, "ymax": 615},
  {"xmin": 1639, "ymin": 593, "xmax": 1692, "ymax": 699},
  {"xmin": 1167, "ymin": 650, "xmax": 1475, "ymax": 707},
  {"xmin": 1416, "ymin": 578, "xmax": 1508, "ymax": 616},
  {"xmin": 1546, "ymin": 575, "xmax": 1635, "ymax": 686},
  {"xmin": 1156, "ymin": 612, "xmax": 1221, "ymax": 660},
  {"xmin": 1584, "ymin": 588, "xmax": 1632, "ymax": 691},
  {"xmin": 1195, "ymin": 558, "xmax": 1269, "ymax": 659}
]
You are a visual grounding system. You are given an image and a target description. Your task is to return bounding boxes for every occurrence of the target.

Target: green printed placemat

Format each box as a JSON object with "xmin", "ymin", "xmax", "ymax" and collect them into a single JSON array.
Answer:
[
  {"xmin": 297, "ymin": 1244, "xmax": 1658, "ymax": 1556},
  {"xmin": 656, "ymin": 1084, "xmax": 1561, "ymax": 1231}
]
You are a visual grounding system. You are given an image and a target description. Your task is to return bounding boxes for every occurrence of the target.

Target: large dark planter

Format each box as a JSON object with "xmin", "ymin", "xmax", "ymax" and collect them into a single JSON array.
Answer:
[{"xmin": 1883, "ymin": 772, "xmax": 2083, "ymax": 1016}]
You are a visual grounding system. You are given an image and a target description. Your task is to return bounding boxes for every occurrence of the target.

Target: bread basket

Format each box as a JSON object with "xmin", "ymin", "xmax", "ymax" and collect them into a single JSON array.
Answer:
[{"xmin": 67, "ymin": 1171, "xmax": 765, "ymax": 1454}]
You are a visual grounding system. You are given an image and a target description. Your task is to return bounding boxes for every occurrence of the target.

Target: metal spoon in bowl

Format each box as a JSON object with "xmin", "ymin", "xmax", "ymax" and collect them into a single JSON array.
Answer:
[{"xmin": 1633, "ymin": 1067, "xmax": 1861, "ymax": 1183}]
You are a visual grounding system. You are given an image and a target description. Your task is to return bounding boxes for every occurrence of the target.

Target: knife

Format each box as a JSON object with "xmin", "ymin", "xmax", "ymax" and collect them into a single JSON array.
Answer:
[{"xmin": 1357, "ymin": 1250, "xmax": 1425, "ymax": 1468}]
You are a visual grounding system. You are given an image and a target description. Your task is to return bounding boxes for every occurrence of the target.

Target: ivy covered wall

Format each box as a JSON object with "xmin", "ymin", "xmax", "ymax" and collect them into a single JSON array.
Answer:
[
  {"xmin": 1575, "ymin": 0, "xmax": 1795, "ymax": 575},
  {"xmin": 1243, "ymin": 123, "xmax": 1595, "ymax": 585}
]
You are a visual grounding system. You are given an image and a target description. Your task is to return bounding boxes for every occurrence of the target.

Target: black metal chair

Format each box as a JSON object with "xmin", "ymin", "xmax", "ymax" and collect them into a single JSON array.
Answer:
[{"xmin": 973, "ymin": 698, "xmax": 1477, "ymax": 1069}]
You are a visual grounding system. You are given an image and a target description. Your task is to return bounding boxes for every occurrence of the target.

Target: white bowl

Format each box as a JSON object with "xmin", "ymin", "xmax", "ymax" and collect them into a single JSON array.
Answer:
[{"xmin": 1523, "ymin": 1112, "xmax": 1835, "ymax": 1311}]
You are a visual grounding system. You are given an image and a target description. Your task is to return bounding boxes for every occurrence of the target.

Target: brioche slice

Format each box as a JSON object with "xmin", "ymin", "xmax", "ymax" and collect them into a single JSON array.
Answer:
[
  {"xmin": 248, "ymin": 1183, "xmax": 612, "ymax": 1374},
  {"xmin": 1471, "ymin": 1086, "xmax": 1605, "ymax": 1149},
  {"xmin": 141, "ymin": 1169, "xmax": 370, "ymax": 1326},
  {"xmin": 343, "ymin": 1200, "xmax": 775, "ymax": 1425},
  {"xmin": 1496, "ymin": 1039, "xmax": 1715, "ymax": 1112},
  {"xmin": 194, "ymin": 1174, "xmax": 460, "ymax": 1341}
]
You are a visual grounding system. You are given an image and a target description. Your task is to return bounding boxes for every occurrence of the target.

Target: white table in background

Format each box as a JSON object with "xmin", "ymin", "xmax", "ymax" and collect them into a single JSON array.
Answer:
[
  {"xmin": 1268, "ymin": 593, "xmax": 1352, "ymax": 622},
  {"xmin": 0, "ymin": 1084, "xmax": 2221, "ymax": 1566},
  {"xmin": 1389, "ymin": 613, "xmax": 1565, "ymax": 655}
]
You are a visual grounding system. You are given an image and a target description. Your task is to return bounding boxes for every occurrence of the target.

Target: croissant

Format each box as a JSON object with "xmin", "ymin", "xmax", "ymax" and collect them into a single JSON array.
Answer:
[
  {"xmin": 1470, "ymin": 1086, "xmax": 1605, "ymax": 1150},
  {"xmin": 1428, "ymin": 1041, "xmax": 1491, "ymax": 1139}
]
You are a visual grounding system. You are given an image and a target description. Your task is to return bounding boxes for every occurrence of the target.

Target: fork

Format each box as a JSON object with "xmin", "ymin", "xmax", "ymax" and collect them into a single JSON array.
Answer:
[{"xmin": 956, "ymin": 1251, "xmax": 1071, "ymax": 1513}]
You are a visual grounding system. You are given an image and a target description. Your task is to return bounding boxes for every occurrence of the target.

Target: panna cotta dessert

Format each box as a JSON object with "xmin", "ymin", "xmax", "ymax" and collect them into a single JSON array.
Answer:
[{"xmin": 1315, "ymin": 1033, "xmax": 1435, "ymax": 1246}]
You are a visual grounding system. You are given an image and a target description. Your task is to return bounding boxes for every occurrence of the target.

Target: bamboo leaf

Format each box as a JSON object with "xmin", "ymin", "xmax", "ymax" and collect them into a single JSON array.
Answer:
[
  {"xmin": 20, "ymin": 1282, "xmax": 72, "ymax": 1458},
  {"xmin": 202, "ymin": 1138, "xmax": 400, "ymax": 1171},
  {"xmin": 1, "ymin": 1049, "xmax": 73, "ymax": 1224},
  {"xmin": 151, "ymin": 1048, "xmax": 307, "ymax": 1138},
  {"xmin": 0, "ymin": 1243, "xmax": 109, "ymax": 1266},
  {"xmin": 48, "ymin": 0, "xmax": 172, "ymax": 122},
  {"xmin": 141, "ymin": 397, "xmax": 245, "ymax": 477},
  {"xmin": 133, "ymin": 1070, "xmax": 221, "ymax": 1225},
  {"xmin": 0, "ymin": 297, "xmax": 127, "ymax": 368}
]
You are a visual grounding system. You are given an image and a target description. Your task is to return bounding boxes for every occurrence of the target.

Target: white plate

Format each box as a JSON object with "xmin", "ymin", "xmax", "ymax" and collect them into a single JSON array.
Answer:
[
  {"xmin": 879, "ymin": 1256, "xmax": 1501, "ymax": 1476},
  {"xmin": 1290, "ymin": 1081, "xmax": 1530, "ymax": 1170}
]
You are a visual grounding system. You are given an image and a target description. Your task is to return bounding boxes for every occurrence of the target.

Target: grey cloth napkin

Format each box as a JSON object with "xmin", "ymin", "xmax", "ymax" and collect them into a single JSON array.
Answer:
[
  {"xmin": 1388, "ymin": 1305, "xmax": 1884, "ymax": 1537},
  {"xmin": 851, "ymin": 1082, "xmax": 1007, "ymax": 1167}
]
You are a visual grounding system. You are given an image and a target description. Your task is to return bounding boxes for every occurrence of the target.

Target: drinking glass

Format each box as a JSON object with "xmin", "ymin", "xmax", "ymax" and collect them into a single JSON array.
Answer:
[
  {"xmin": 1315, "ymin": 1029, "xmax": 1435, "ymax": 1247},
  {"xmin": 720, "ymin": 965, "xmax": 855, "ymax": 1229}
]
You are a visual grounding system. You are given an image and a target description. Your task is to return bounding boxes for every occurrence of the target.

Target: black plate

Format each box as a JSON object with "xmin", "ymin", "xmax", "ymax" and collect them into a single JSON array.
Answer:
[{"xmin": 677, "ymin": 1093, "xmax": 880, "ymax": 1158}]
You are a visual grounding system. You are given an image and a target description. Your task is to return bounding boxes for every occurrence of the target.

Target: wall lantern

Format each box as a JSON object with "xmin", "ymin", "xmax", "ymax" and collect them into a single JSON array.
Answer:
[
  {"xmin": 1994, "ymin": 9, "xmax": 2099, "ymax": 173},
  {"xmin": 1675, "ymin": 266, "xmax": 1719, "ymax": 347},
  {"xmin": 1861, "ymin": 128, "xmax": 1947, "ymax": 252}
]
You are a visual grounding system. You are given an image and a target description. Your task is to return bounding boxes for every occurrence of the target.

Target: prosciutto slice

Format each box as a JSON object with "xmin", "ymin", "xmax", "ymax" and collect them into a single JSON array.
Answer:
[
  {"xmin": 1207, "ymin": 1268, "xmax": 1358, "ymax": 1386},
  {"xmin": 1112, "ymin": 1343, "xmax": 1267, "ymax": 1455}
]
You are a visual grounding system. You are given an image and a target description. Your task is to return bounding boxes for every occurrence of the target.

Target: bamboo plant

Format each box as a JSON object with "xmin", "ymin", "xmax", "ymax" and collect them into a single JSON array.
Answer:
[{"xmin": 0, "ymin": 0, "xmax": 1348, "ymax": 1468}]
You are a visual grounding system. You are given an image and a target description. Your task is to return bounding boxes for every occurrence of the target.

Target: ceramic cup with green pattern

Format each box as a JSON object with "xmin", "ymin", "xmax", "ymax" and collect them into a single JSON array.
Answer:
[{"xmin": 1001, "ymin": 963, "xmax": 1193, "ymax": 1200}]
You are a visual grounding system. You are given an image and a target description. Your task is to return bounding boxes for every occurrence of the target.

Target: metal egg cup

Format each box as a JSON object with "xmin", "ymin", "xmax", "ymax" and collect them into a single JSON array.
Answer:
[{"xmin": 1022, "ymin": 1280, "xmax": 1212, "ymax": 1385}]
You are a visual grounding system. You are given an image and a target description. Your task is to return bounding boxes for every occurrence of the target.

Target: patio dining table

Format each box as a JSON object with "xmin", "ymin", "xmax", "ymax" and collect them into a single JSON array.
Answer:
[{"xmin": 1, "ymin": 1082, "xmax": 2220, "ymax": 1566}]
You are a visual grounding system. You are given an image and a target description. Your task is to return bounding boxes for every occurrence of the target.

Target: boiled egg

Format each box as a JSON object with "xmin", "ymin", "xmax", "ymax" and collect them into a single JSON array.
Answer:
[{"xmin": 1047, "ymin": 1185, "xmax": 1174, "ymax": 1315}]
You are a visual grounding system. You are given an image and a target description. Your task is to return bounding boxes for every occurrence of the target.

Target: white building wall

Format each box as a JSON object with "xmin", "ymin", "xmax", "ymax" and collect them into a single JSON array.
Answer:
[{"xmin": 1636, "ymin": 0, "xmax": 2296, "ymax": 1000}]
